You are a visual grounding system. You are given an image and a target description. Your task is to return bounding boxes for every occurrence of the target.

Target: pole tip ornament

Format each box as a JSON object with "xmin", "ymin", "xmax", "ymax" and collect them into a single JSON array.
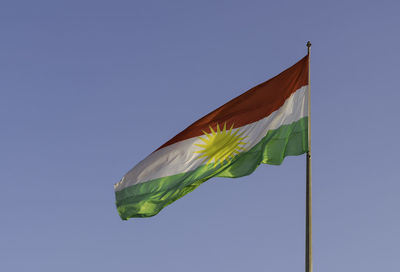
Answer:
[{"xmin": 306, "ymin": 41, "xmax": 312, "ymax": 48}]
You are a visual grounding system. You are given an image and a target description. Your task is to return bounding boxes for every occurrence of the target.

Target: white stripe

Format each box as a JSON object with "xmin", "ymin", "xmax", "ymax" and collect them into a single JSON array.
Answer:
[{"xmin": 115, "ymin": 85, "xmax": 308, "ymax": 192}]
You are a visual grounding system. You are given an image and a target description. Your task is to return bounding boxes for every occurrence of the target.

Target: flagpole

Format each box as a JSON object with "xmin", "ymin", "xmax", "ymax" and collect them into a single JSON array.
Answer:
[{"xmin": 305, "ymin": 41, "xmax": 313, "ymax": 272}]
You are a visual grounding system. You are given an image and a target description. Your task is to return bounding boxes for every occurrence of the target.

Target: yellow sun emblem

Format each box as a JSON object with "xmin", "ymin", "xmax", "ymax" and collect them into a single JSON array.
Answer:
[{"xmin": 194, "ymin": 123, "xmax": 247, "ymax": 167}]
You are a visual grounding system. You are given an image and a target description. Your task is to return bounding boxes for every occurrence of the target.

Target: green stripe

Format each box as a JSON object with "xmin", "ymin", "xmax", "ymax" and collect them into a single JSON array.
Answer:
[{"xmin": 116, "ymin": 117, "xmax": 308, "ymax": 220}]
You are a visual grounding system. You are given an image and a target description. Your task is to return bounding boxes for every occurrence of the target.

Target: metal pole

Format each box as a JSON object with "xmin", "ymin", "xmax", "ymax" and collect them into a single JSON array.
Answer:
[{"xmin": 305, "ymin": 41, "xmax": 313, "ymax": 272}]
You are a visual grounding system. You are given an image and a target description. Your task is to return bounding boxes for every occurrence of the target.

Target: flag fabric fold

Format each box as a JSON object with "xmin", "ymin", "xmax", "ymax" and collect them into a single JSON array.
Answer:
[{"xmin": 115, "ymin": 55, "xmax": 309, "ymax": 220}]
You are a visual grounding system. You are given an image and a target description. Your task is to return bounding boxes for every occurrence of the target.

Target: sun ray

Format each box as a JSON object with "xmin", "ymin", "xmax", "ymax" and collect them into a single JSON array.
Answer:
[
  {"xmin": 209, "ymin": 125, "xmax": 215, "ymax": 135},
  {"xmin": 201, "ymin": 130, "xmax": 211, "ymax": 138},
  {"xmin": 229, "ymin": 123, "xmax": 234, "ymax": 133}
]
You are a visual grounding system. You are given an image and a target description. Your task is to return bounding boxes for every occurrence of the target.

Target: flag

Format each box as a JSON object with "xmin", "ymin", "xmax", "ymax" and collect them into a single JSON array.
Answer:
[{"xmin": 115, "ymin": 55, "xmax": 309, "ymax": 220}]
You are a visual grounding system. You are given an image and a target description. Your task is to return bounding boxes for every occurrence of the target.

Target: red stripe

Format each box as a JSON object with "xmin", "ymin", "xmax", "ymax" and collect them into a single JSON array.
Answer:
[{"xmin": 157, "ymin": 55, "xmax": 309, "ymax": 150}]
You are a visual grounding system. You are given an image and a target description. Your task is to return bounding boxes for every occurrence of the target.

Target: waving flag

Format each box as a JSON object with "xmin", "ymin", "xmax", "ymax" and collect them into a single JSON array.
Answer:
[{"xmin": 115, "ymin": 55, "xmax": 309, "ymax": 220}]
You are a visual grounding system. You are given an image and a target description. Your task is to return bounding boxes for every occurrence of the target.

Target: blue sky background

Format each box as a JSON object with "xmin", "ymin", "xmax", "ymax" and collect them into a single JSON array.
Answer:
[{"xmin": 1, "ymin": 1, "xmax": 399, "ymax": 271}]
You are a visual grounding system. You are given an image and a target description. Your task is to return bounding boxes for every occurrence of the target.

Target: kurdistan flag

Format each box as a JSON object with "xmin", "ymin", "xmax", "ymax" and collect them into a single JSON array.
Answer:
[{"xmin": 115, "ymin": 55, "xmax": 309, "ymax": 220}]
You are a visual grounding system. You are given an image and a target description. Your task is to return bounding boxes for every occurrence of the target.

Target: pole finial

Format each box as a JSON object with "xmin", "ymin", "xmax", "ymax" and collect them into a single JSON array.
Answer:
[{"xmin": 306, "ymin": 41, "xmax": 312, "ymax": 48}]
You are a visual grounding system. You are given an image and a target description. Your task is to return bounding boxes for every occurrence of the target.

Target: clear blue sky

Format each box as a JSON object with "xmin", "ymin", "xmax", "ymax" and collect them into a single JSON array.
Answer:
[{"xmin": 1, "ymin": 1, "xmax": 399, "ymax": 271}]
